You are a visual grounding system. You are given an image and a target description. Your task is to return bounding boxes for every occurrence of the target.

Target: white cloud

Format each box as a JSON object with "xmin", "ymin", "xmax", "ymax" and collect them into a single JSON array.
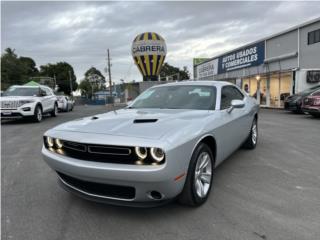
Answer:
[{"xmin": 2, "ymin": 1, "xmax": 320, "ymax": 82}]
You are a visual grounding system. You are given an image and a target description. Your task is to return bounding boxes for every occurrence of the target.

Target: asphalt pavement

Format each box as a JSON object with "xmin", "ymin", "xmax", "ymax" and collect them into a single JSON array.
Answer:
[{"xmin": 1, "ymin": 106, "xmax": 320, "ymax": 240}]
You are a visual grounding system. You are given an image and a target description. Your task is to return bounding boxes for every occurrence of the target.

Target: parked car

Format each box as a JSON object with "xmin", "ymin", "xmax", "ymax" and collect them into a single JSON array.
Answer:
[
  {"xmin": 284, "ymin": 85, "xmax": 320, "ymax": 113},
  {"xmin": 57, "ymin": 95, "xmax": 74, "ymax": 112},
  {"xmin": 302, "ymin": 90, "xmax": 320, "ymax": 118},
  {"xmin": 42, "ymin": 81, "xmax": 259, "ymax": 207},
  {"xmin": 1, "ymin": 85, "xmax": 58, "ymax": 122}
]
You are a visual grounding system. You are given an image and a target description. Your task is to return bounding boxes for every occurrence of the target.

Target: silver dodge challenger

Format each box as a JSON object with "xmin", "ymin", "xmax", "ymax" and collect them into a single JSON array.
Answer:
[{"xmin": 42, "ymin": 81, "xmax": 259, "ymax": 207}]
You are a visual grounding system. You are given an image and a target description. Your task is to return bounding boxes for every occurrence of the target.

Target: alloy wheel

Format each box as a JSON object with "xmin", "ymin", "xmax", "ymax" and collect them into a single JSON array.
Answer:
[
  {"xmin": 194, "ymin": 152, "xmax": 212, "ymax": 198},
  {"xmin": 252, "ymin": 122, "xmax": 257, "ymax": 145},
  {"xmin": 37, "ymin": 108, "xmax": 42, "ymax": 121}
]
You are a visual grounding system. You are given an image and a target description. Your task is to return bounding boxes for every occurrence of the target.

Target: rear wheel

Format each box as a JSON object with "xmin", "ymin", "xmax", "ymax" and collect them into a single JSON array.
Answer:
[
  {"xmin": 33, "ymin": 105, "xmax": 43, "ymax": 122},
  {"xmin": 243, "ymin": 118, "xmax": 258, "ymax": 149},
  {"xmin": 178, "ymin": 143, "xmax": 214, "ymax": 206}
]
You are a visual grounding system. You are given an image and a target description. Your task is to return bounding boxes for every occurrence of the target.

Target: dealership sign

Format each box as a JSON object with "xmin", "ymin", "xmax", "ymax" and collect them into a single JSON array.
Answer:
[
  {"xmin": 307, "ymin": 71, "xmax": 320, "ymax": 83},
  {"xmin": 218, "ymin": 41, "xmax": 265, "ymax": 73},
  {"xmin": 196, "ymin": 59, "xmax": 218, "ymax": 78}
]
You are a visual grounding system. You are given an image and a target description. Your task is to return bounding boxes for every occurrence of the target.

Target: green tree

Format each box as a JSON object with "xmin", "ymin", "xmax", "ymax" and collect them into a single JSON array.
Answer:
[
  {"xmin": 1, "ymin": 48, "xmax": 33, "ymax": 89},
  {"xmin": 78, "ymin": 67, "xmax": 106, "ymax": 98},
  {"xmin": 19, "ymin": 57, "xmax": 39, "ymax": 77},
  {"xmin": 78, "ymin": 79, "xmax": 93, "ymax": 97},
  {"xmin": 159, "ymin": 63, "xmax": 190, "ymax": 81},
  {"xmin": 39, "ymin": 62, "xmax": 78, "ymax": 95},
  {"xmin": 84, "ymin": 67, "xmax": 105, "ymax": 80}
]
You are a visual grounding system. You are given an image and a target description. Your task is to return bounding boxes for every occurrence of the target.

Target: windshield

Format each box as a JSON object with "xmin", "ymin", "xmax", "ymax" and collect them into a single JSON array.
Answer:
[
  {"xmin": 298, "ymin": 85, "xmax": 320, "ymax": 95},
  {"xmin": 130, "ymin": 85, "xmax": 216, "ymax": 110},
  {"xmin": 3, "ymin": 87, "xmax": 40, "ymax": 96}
]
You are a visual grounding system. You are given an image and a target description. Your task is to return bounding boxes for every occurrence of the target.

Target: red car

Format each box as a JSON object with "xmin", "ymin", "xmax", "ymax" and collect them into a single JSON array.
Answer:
[{"xmin": 302, "ymin": 90, "xmax": 320, "ymax": 118}]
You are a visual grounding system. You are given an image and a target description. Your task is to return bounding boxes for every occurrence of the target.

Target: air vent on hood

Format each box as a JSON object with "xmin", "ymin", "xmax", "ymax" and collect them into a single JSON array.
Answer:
[{"xmin": 133, "ymin": 119, "xmax": 158, "ymax": 123}]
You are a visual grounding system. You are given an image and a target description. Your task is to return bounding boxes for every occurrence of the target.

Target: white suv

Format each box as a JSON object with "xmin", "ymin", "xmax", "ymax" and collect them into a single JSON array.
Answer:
[{"xmin": 1, "ymin": 85, "xmax": 58, "ymax": 122}]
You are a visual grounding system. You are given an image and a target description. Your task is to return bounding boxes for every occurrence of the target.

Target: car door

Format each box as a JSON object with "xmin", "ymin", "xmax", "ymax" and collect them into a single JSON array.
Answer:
[
  {"xmin": 44, "ymin": 87, "xmax": 55, "ymax": 111},
  {"xmin": 215, "ymin": 86, "xmax": 250, "ymax": 163},
  {"xmin": 39, "ymin": 87, "xmax": 50, "ymax": 112}
]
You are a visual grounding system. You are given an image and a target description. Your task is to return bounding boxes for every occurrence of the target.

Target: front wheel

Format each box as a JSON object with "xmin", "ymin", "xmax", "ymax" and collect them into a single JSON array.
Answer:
[
  {"xmin": 178, "ymin": 143, "xmax": 214, "ymax": 206},
  {"xmin": 51, "ymin": 104, "xmax": 58, "ymax": 117},
  {"xmin": 243, "ymin": 118, "xmax": 258, "ymax": 149},
  {"xmin": 33, "ymin": 106, "xmax": 43, "ymax": 122}
]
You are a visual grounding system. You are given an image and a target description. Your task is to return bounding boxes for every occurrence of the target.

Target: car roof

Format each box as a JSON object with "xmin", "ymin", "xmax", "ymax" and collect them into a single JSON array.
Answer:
[
  {"xmin": 10, "ymin": 85, "xmax": 50, "ymax": 89},
  {"xmin": 151, "ymin": 80, "xmax": 234, "ymax": 88}
]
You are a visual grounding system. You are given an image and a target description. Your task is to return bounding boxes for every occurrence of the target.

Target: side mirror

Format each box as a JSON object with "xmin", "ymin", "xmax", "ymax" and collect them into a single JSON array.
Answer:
[{"xmin": 227, "ymin": 99, "xmax": 245, "ymax": 113}]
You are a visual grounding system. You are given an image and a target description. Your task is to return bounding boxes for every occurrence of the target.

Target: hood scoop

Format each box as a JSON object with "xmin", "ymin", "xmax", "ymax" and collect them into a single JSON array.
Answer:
[{"xmin": 133, "ymin": 119, "xmax": 158, "ymax": 124}]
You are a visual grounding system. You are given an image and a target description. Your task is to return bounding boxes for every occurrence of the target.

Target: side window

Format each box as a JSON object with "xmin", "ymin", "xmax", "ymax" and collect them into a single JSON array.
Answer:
[
  {"xmin": 40, "ymin": 88, "xmax": 46, "ymax": 96},
  {"xmin": 220, "ymin": 86, "xmax": 244, "ymax": 110},
  {"xmin": 44, "ymin": 88, "xmax": 52, "ymax": 96}
]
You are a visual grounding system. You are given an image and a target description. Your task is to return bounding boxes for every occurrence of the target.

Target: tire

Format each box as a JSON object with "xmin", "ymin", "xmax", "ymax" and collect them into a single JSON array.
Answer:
[
  {"xmin": 51, "ymin": 104, "xmax": 58, "ymax": 117},
  {"xmin": 310, "ymin": 113, "xmax": 320, "ymax": 118},
  {"xmin": 178, "ymin": 143, "xmax": 214, "ymax": 207},
  {"xmin": 33, "ymin": 105, "xmax": 43, "ymax": 122},
  {"xmin": 243, "ymin": 118, "xmax": 258, "ymax": 149}
]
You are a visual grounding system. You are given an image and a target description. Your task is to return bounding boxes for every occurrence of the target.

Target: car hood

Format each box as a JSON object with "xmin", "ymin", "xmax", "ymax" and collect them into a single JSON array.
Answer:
[{"xmin": 52, "ymin": 108, "xmax": 211, "ymax": 140}]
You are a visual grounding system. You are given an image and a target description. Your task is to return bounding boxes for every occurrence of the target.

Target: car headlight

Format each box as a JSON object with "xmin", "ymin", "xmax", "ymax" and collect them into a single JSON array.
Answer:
[
  {"xmin": 44, "ymin": 136, "xmax": 64, "ymax": 150},
  {"xmin": 19, "ymin": 100, "xmax": 34, "ymax": 106},
  {"xmin": 150, "ymin": 147, "xmax": 165, "ymax": 162},
  {"xmin": 135, "ymin": 146, "xmax": 147, "ymax": 159},
  {"xmin": 55, "ymin": 139, "xmax": 63, "ymax": 149},
  {"xmin": 45, "ymin": 136, "xmax": 54, "ymax": 148}
]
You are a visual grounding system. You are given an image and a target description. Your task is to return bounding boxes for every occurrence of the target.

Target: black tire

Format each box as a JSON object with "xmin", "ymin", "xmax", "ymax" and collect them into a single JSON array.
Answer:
[
  {"xmin": 178, "ymin": 143, "xmax": 214, "ymax": 207},
  {"xmin": 51, "ymin": 104, "xmax": 58, "ymax": 117},
  {"xmin": 310, "ymin": 113, "xmax": 320, "ymax": 118},
  {"xmin": 33, "ymin": 105, "xmax": 43, "ymax": 122},
  {"xmin": 242, "ymin": 118, "xmax": 258, "ymax": 149}
]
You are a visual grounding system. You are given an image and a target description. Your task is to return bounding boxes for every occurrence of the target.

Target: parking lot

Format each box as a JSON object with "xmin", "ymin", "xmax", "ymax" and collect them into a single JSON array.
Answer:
[{"xmin": 1, "ymin": 106, "xmax": 320, "ymax": 240}]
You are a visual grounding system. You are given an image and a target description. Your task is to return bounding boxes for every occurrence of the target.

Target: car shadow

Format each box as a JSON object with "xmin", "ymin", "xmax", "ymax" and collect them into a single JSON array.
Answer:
[{"xmin": 1, "ymin": 115, "xmax": 52, "ymax": 125}]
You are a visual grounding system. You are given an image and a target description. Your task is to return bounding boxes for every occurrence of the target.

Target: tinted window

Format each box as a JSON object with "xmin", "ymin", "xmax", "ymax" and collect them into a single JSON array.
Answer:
[
  {"xmin": 220, "ymin": 86, "xmax": 244, "ymax": 110},
  {"xmin": 308, "ymin": 29, "xmax": 320, "ymax": 45},
  {"xmin": 131, "ymin": 85, "xmax": 217, "ymax": 110}
]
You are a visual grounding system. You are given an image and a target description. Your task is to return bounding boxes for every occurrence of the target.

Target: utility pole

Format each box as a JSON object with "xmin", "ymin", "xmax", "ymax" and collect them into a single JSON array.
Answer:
[
  {"xmin": 107, "ymin": 49, "xmax": 113, "ymax": 104},
  {"xmin": 68, "ymin": 70, "xmax": 73, "ymax": 96}
]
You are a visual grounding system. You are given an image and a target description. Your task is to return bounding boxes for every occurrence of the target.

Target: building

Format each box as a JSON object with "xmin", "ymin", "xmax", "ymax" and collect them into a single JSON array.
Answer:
[{"xmin": 194, "ymin": 18, "xmax": 320, "ymax": 108}]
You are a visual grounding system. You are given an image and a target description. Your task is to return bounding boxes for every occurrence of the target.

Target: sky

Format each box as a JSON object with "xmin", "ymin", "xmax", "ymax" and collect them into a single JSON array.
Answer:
[{"xmin": 2, "ymin": 1, "xmax": 320, "ymax": 84}]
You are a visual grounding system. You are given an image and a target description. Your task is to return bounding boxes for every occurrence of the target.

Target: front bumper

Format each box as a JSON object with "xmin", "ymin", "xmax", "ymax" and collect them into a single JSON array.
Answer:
[
  {"xmin": 302, "ymin": 107, "xmax": 320, "ymax": 113},
  {"xmin": 42, "ymin": 146, "xmax": 187, "ymax": 205},
  {"xmin": 1, "ymin": 104, "xmax": 35, "ymax": 119},
  {"xmin": 284, "ymin": 101, "xmax": 299, "ymax": 111}
]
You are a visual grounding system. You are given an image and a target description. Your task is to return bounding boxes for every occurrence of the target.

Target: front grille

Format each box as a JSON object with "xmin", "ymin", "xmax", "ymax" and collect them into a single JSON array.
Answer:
[
  {"xmin": 44, "ymin": 138, "xmax": 165, "ymax": 165},
  {"xmin": 58, "ymin": 172, "xmax": 135, "ymax": 200},
  {"xmin": 1, "ymin": 101, "xmax": 20, "ymax": 109},
  {"xmin": 59, "ymin": 140, "xmax": 137, "ymax": 164}
]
